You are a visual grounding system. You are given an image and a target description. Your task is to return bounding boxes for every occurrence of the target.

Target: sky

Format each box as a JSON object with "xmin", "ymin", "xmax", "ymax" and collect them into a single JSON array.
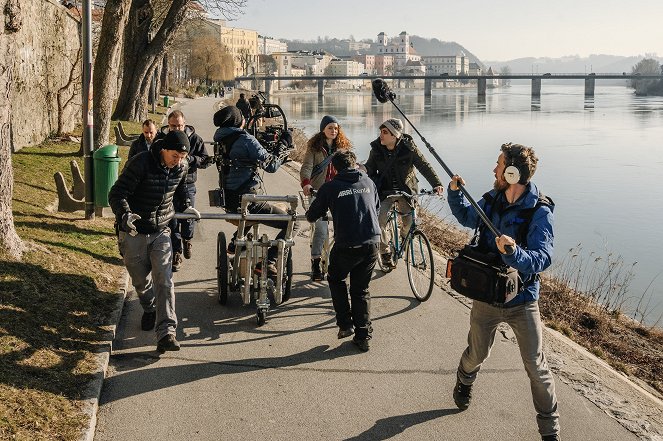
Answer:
[{"xmin": 218, "ymin": 0, "xmax": 663, "ymax": 61}]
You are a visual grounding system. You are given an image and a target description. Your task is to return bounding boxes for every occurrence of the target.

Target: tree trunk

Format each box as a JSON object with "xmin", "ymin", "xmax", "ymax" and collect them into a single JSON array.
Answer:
[
  {"xmin": 160, "ymin": 54, "xmax": 169, "ymax": 94},
  {"xmin": 112, "ymin": 0, "xmax": 188, "ymax": 121},
  {"xmin": 92, "ymin": 0, "xmax": 131, "ymax": 150},
  {"xmin": 0, "ymin": 0, "xmax": 24, "ymax": 259}
]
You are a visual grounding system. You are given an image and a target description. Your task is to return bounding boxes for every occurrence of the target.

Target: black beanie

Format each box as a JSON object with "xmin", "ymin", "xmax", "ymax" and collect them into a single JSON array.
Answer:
[
  {"xmin": 163, "ymin": 130, "xmax": 190, "ymax": 153},
  {"xmin": 214, "ymin": 106, "xmax": 244, "ymax": 128}
]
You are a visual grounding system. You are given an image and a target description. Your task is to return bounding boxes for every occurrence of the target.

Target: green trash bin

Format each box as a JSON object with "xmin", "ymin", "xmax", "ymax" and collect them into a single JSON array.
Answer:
[
  {"xmin": 163, "ymin": 95, "xmax": 170, "ymax": 108},
  {"xmin": 93, "ymin": 144, "xmax": 121, "ymax": 207}
]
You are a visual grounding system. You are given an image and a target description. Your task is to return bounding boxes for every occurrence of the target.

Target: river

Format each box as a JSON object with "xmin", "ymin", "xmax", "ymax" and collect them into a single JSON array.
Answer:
[{"xmin": 268, "ymin": 83, "xmax": 663, "ymax": 325}]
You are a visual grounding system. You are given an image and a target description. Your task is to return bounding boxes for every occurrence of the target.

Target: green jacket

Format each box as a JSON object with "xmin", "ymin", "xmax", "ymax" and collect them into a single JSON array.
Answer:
[{"xmin": 365, "ymin": 134, "xmax": 442, "ymax": 200}]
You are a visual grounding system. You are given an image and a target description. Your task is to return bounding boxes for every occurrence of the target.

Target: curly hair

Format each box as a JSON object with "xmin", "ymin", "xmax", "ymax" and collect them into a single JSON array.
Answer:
[
  {"xmin": 501, "ymin": 142, "xmax": 538, "ymax": 184},
  {"xmin": 306, "ymin": 126, "xmax": 353, "ymax": 152}
]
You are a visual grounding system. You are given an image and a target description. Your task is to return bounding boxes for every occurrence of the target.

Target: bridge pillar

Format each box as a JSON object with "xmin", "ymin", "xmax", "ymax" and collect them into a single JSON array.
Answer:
[
  {"xmin": 531, "ymin": 78, "xmax": 541, "ymax": 98},
  {"xmin": 317, "ymin": 79, "xmax": 324, "ymax": 98},
  {"xmin": 584, "ymin": 76, "xmax": 595, "ymax": 97},
  {"xmin": 424, "ymin": 78, "xmax": 432, "ymax": 98},
  {"xmin": 264, "ymin": 79, "xmax": 273, "ymax": 97},
  {"xmin": 477, "ymin": 78, "xmax": 487, "ymax": 97}
]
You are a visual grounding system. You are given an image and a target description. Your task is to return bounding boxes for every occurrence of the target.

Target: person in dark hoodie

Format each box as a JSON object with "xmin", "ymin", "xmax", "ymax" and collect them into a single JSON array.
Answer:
[
  {"xmin": 364, "ymin": 118, "xmax": 444, "ymax": 269},
  {"xmin": 236, "ymin": 93, "xmax": 252, "ymax": 121},
  {"xmin": 127, "ymin": 119, "xmax": 158, "ymax": 160},
  {"xmin": 108, "ymin": 130, "xmax": 200, "ymax": 353},
  {"xmin": 158, "ymin": 110, "xmax": 211, "ymax": 271},
  {"xmin": 212, "ymin": 105, "xmax": 293, "ymax": 277},
  {"xmin": 306, "ymin": 150, "xmax": 380, "ymax": 352}
]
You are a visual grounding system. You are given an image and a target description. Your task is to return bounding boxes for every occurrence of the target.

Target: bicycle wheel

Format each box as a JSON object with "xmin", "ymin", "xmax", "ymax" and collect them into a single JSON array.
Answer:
[
  {"xmin": 378, "ymin": 217, "xmax": 398, "ymax": 273},
  {"xmin": 405, "ymin": 230, "xmax": 434, "ymax": 301},
  {"xmin": 217, "ymin": 232, "xmax": 229, "ymax": 305}
]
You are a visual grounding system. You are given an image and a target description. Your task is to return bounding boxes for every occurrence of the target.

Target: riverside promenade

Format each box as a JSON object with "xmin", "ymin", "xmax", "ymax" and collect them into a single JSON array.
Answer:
[{"xmin": 94, "ymin": 97, "xmax": 660, "ymax": 441}]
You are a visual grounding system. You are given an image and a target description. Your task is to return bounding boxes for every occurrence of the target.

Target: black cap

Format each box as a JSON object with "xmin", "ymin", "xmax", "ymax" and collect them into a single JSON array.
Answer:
[
  {"xmin": 213, "ymin": 106, "xmax": 243, "ymax": 128},
  {"xmin": 163, "ymin": 130, "xmax": 190, "ymax": 153}
]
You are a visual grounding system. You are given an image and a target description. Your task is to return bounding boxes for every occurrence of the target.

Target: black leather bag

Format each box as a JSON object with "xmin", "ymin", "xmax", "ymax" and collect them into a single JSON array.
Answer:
[{"xmin": 446, "ymin": 245, "xmax": 519, "ymax": 304}]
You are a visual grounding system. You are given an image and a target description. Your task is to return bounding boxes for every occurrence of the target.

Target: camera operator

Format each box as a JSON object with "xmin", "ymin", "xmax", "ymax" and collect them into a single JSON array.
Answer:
[{"xmin": 212, "ymin": 105, "xmax": 293, "ymax": 277}]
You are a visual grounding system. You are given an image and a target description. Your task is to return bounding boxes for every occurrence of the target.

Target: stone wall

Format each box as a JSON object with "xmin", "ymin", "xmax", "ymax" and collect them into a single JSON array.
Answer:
[{"xmin": 12, "ymin": 0, "xmax": 81, "ymax": 151}]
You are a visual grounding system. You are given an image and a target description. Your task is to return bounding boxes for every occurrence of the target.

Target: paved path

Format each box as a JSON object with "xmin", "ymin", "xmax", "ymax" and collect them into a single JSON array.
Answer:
[{"xmin": 95, "ymin": 97, "xmax": 643, "ymax": 441}]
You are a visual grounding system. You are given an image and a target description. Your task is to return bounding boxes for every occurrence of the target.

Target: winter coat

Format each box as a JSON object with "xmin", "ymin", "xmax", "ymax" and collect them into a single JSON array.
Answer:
[
  {"xmin": 109, "ymin": 140, "xmax": 189, "ymax": 234},
  {"xmin": 300, "ymin": 143, "xmax": 338, "ymax": 190},
  {"xmin": 236, "ymin": 97, "xmax": 252, "ymax": 120},
  {"xmin": 364, "ymin": 134, "xmax": 443, "ymax": 200},
  {"xmin": 447, "ymin": 182, "xmax": 555, "ymax": 305},
  {"xmin": 127, "ymin": 134, "xmax": 151, "ymax": 161},
  {"xmin": 157, "ymin": 125, "xmax": 209, "ymax": 185},
  {"xmin": 213, "ymin": 126, "xmax": 282, "ymax": 191},
  {"xmin": 307, "ymin": 168, "xmax": 381, "ymax": 248}
]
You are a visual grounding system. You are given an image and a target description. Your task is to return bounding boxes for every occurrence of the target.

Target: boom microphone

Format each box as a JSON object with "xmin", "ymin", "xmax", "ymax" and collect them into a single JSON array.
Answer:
[{"xmin": 372, "ymin": 78, "xmax": 396, "ymax": 103}]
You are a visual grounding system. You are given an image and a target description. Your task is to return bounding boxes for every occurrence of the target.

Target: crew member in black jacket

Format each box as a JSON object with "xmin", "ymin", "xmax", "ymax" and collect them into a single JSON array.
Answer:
[
  {"xmin": 306, "ymin": 150, "xmax": 381, "ymax": 352},
  {"xmin": 158, "ymin": 110, "xmax": 211, "ymax": 270},
  {"xmin": 108, "ymin": 130, "xmax": 200, "ymax": 353}
]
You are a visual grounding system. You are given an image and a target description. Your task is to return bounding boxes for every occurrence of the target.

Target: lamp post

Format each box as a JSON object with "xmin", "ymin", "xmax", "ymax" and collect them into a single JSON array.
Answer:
[{"xmin": 81, "ymin": 0, "xmax": 95, "ymax": 219}]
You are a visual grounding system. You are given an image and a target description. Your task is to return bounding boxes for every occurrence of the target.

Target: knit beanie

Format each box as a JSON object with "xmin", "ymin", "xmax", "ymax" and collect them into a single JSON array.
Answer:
[
  {"xmin": 381, "ymin": 118, "xmax": 404, "ymax": 138},
  {"xmin": 320, "ymin": 115, "xmax": 340, "ymax": 132},
  {"xmin": 213, "ymin": 106, "xmax": 244, "ymax": 128},
  {"xmin": 163, "ymin": 130, "xmax": 190, "ymax": 153}
]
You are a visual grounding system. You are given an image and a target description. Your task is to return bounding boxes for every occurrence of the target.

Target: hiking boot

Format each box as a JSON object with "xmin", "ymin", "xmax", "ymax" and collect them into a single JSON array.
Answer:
[
  {"xmin": 157, "ymin": 334, "xmax": 181, "ymax": 353},
  {"xmin": 337, "ymin": 327, "xmax": 354, "ymax": 339},
  {"xmin": 140, "ymin": 311, "xmax": 156, "ymax": 331},
  {"xmin": 380, "ymin": 252, "xmax": 394, "ymax": 268},
  {"xmin": 541, "ymin": 435, "xmax": 560, "ymax": 441},
  {"xmin": 352, "ymin": 337, "xmax": 370, "ymax": 352},
  {"xmin": 172, "ymin": 252, "xmax": 183, "ymax": 272},
  {"xmin": 183, "ymin": 239, "xmax": 192, "ymax": 259},
  {"xmin": 254, "ymin": 261, "xmax": 278, "ymax": 277},
  {"xmin": 453, "ymin": 376, "xmax": 472, "ymax": 410},
  {"xmin": 311, "ymin": 258, "xmax": 323, "ymax": 281}
]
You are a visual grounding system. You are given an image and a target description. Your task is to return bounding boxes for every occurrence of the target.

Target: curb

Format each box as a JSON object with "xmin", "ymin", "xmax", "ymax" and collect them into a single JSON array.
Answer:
[{"xmin": 79, "ymin": 269, "xmax": 129, "ymax": 441}]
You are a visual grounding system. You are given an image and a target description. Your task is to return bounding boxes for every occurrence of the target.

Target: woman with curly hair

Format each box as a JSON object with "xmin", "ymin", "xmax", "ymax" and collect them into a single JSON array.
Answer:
[{"xmin": 300, "ymin": 115, "xmax": 353, "ymax": 280}]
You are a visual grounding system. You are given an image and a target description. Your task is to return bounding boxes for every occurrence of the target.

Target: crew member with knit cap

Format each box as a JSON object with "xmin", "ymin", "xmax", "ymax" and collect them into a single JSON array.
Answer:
[
  {"xmin": 212, "ymin": 105, "xmax": 294, "ymax": 277},
  {"xmin": 108, "ymin": 130, "xmax": 200, "ymax": 353},
  {"xmin": 364, "ymin": 118, "xmax": 444, "ymax": 268}
]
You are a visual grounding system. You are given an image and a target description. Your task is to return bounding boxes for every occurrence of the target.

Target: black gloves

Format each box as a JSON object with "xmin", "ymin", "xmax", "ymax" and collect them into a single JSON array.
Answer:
[{"xmin": 280, "ymin": 130, "xmax": 293, "ymax": 148}]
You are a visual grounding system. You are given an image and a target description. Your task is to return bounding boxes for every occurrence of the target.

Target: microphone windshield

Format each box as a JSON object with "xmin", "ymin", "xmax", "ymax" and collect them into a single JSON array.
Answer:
[{"xmin": 372, "ymin": 78, "xmax": 395, "ymax": 103}]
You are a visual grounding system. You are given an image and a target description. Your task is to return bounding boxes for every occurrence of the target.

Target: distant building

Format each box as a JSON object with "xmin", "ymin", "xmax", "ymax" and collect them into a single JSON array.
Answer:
[
  {"xmin": 353, "ymin": 54, "xmax": 375, "ymax": 74},
  {"xmin": 221, "ymin": 26, "xmax": 259, "ymax": 77},
  {"xmin": 486, "ymin": 66, "xmax": 500, "ymax": 87},
  {"xmin": 421, "ymin": 53, "xmax": 469, "ymax": 76},
  {"xmin": 347, "ymin": 41, "xmax": 371, "ymax": 51},
  {"xmin": 374, "ymin": 54, "xmax": 394, "ymax": 76},
  {"xmin": 375, "ymin": 31, "xmax": 420, "ymax": 69},
  {"xmin": 468, "ymin": 62, "xmax": 482, "ymax": 76},
  {"xmin": 259, "ymin": 35, "xmax": 287, "ymax": 55}
]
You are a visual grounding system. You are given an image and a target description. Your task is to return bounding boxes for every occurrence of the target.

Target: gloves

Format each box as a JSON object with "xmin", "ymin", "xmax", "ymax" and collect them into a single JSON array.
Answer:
[
  {"xmin": 201, "ymin": 155, "xmax": 215, "ymax": 167},
  {"xmin": 280, "ymin": 130, "xmax": 293, "ymax": 148},
  {"xmin": 183, "ymin": 206, "xmax": 201, "ymax": 220},
  {"xmin": 121, "ymin": 212, "xmax": 141, "ymax": 236}
]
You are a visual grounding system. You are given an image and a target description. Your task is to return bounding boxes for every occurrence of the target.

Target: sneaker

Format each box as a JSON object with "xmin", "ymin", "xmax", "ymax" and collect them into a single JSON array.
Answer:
[
  {"xmin": 453, "ymin": 376, "xmax": 472, "ymax": 410},
  {"xmin": 380, "ymin": 252, "xmax": 394, "ymax": 268},
  {"xmin": 311, "ymin": 258, "xmax": 323, "ymax": 281},
  {"xmin": 254, "ymin": 261, "xmax": 278, "ymax": 277},
  {"xmin": 183, "ymin": 240, "xmax": 192, "ymax": 259},
  {"xmin": 140, "ymin": 311, "xmax": 156, "ymax": 331},
  {"xmin": 172, "ymin": 251, "xmax": 183, "ymax": 272},
  {"xmin": 337, "ymin": 327, "xmax": 354, "ymax": 339},
  {"xmin": 157, "ymin": 334, "xmax": 181, "ymax": 353},
  {"xmin": 541, "ymin": 435, "xmax": 560, "ymax": 441},
  {"xmin": 352, "ymin": 337, "xmax": 370, "ymax": 352}
]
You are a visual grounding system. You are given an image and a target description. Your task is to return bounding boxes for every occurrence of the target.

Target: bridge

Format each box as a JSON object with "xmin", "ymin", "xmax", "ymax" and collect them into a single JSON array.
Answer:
[{"xmin": 235, "ymin": 74, "xmax": 663, "ymax": 99}]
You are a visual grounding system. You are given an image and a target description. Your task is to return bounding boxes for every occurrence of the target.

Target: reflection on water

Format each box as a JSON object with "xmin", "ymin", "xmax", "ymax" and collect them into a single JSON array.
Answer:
[{"xmin": 272, "ymin": 85, "xmax": 663, "ymax": 324}]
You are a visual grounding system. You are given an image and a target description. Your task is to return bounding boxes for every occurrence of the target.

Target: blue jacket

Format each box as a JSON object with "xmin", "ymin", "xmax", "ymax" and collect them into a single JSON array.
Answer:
[
  {"xmin": 447, "ymin": 182, "xmax": 554, "ymax": 305},
  {"xmin": 213, "ymin": 127, "xmax": 281, "ymax": 191},
  {"xmin": 307, "ymin": 168, "xmax": 381, "ymax": 248}
]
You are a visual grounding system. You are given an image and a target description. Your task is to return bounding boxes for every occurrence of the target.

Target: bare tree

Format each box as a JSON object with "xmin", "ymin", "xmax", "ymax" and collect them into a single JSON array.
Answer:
[
  {"xmin": 191, "ymin": 36, "xmax": 227, "ymax": 84},
  {"xmin": 92, "ymin": 0, "xmax": 132, "ymax": 150},
  {"xmin": 235, "ymin": 47, "xmax": 253, "ymax": 76},
  {"xmin": 631, "ymin": 58, "xmax": 662, "ymax": 95},
  {"xmin": 0, "ymin": 0, "xmax": 24, "ymax": 259},
  {"xmin": 499, "ymin": 65, "xmax": 512, "ymax": 87}
]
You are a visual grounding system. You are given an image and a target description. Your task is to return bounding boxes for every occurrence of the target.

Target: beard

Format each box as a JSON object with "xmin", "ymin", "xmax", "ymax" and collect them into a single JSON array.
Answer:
[{"xmin": 493, "ymin": 177, "xmax": 509, "ymax": 191}]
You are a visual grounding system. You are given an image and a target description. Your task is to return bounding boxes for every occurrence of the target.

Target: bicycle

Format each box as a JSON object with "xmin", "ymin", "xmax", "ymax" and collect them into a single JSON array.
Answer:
[{"xmin": 377, "ymin": 190, "xmax": 437, "ymax": 302}]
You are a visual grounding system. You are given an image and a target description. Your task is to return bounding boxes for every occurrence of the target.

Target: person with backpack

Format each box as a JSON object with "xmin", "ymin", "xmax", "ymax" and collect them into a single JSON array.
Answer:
[
  {"xmin": 212, "ymin": 105, "xmax": 293, "ymax": 277},
  {"xmin": 300, "ymin": 115, "xmax": 353, "ymax": 280},
  {"xmin": 447, "ymin": 142, "xmax": 560, "ymax": 441},
  {"xmin": 363, "ymin": 118, "xmax": 444, "ymax": 269}
]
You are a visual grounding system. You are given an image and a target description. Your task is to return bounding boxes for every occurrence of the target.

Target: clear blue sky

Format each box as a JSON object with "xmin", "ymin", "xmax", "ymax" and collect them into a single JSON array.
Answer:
[{"xmin": 218, "ymin": 0, "xmax": 663, "ymax": 61}]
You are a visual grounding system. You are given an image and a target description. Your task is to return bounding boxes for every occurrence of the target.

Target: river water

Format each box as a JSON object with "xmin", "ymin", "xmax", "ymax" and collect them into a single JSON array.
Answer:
[{"xmin": 269, "ymin": 84, "xmax": 663, "ymax": 325}]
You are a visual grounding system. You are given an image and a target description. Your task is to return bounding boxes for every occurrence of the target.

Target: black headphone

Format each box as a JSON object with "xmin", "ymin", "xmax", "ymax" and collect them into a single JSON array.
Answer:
[{"xmin": 503, "ymin": 144, "xmax": 528, "ymax": 185}]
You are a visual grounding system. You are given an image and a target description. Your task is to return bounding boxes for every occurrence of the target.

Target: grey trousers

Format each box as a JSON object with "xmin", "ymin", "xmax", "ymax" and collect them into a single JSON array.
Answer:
[
  {"xmin": 378, "ymin": 196, "xmax": 413, "ymax": 254},
  {"xmin": 118, "ymin": 229, "xmax": 177, "ymax": 340},
  {"xmin": 457, "ymin": 301, "xmax": 560, "ymax": 437}
]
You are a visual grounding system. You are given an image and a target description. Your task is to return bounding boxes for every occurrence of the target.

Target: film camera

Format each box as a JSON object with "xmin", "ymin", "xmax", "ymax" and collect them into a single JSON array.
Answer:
[{"xmin": 246, "ymin": 92, "xmax": 293, "ymax": 159}]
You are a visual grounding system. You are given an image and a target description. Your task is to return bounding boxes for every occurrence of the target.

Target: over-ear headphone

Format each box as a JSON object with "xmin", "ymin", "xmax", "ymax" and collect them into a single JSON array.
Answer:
[{"xmin": 503, "ymin": 144, "xmax": 526, "ymax": 185}]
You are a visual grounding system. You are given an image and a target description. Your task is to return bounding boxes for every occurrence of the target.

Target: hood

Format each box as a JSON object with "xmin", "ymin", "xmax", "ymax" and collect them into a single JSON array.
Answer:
[
  {"xmin": 369, "ymin": 133, "xmax": 415, "ymax": 152},
  {"xmin": 214, "ymin": 126, "xmax": 245, "ymax": 142},
  {"xmin": 334, "ymin": 168, "xmax": 362, "ymax": 184},
  {"xmin": 159, "ymin": 124, "xmax": 196, "ymax": 138},
  {"xmin": 486, "ymin": 182, "xmax": 546, "ymax": 211}
]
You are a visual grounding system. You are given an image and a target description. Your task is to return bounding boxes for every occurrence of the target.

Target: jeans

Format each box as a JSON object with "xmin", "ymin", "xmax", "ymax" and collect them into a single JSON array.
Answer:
[
  {"xmin": 457, "ymin": 301, "xmax": 560, "ymax": 436},
  {"xmin": 327, "ymin": 243, "xmax": 378, "ymax": 340},
  {"xmin": 118, "ymin": 228, "xmax": 177, "ymax": 340},
  {"xmin": 378, "ymin": 196, "xmax": 413, "ymax": 254},
  {"xmin": 171, "ymin": 183, "xmax": 197, "ymax": 254},
  {"xmin": 310, "ymin": 218, "xmax": 329, "ymax": 258}
]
